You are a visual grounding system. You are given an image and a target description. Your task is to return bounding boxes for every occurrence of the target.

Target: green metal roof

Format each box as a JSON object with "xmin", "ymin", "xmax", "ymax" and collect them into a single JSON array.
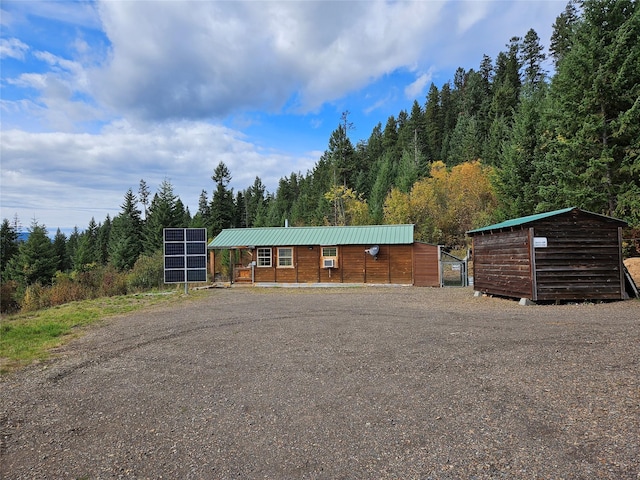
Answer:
[
  {"xmin": 467, "ymin": 207, "xmax": 626, "ymax": 234},
  {"xmin": 208, "ymin": 224, "xmax": 414, "ymax": 248}
]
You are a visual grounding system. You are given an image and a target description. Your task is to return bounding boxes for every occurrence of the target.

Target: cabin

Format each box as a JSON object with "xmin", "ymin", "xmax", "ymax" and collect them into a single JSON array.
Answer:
[
  {"xmin": 207, "ymin": 224, "xmax": 441, "ymax": 287},
  {"xmin": 467, "ymin": 207, "xmax": 628, "ymax": 302}
]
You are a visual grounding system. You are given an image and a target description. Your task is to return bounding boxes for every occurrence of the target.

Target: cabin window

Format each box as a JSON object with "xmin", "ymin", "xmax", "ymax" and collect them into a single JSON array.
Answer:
[
  {"xmin": 321, "ymin": 246, "xmax": 338, "ymax": 268},
  {"xmin": 322, "ymin": 247, "xmax": 338, "ymax": 258},
  {"xmin": 278, "ymin": 247, "xmax": 294, "ymax": 267},
  {"xmin": 257, "ymin": 248, "xmax": 272, "ymax": 267}
]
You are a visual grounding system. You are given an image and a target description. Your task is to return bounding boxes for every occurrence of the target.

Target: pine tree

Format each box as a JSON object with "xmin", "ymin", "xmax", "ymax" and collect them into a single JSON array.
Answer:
[
  {"xmin": 66, "ymin": 227, "xmax": 80, "ymax": 270},
  {"xmin": 108, "ymin": 189, "xmax": 143, "ymax": 271},
  {"xmin": 550, "ymin": 0, "xmax": 580, "ymax": 68},
  {"xmin": 538, "ymin": 0, "xmax": 640, "ymax": 219},
  {"xmin": 52, "ymin": 228, "xmax": 69, "ymax": 272},
  {"xmin": 210, "ymin": 162, "xmax": 236, "ymax": 236},
  {"xmin": 96, "ymin": 215, "xmax": 111, "ymax": 265},
  {"xmin": 5, "ymin": 220, "xmax": 58, "ymax": 286},
  {"xmin": 139, "ymin": 179, "xmax": 150, "ymax": 220},
  {"xmin": 424, "ymin": 83, "xmax": 442, "ymax": 163},
  {"xmin": 497, "ymin": 85, "xmax": 549, "ymax": 218},
  {"xmin": 520, "ymin": 29, "xmax": 547, "ymax": 88},
  {"xmin": 74, "ymin": 217, "xmax": 99, "ymax": 270},
  {"xmin": 143, "ymin": 179, "xmax": 183, "ymax": 254},
  {"xmin": 1, "ymin": 218, "xmax": 19, "ymax": 277}
]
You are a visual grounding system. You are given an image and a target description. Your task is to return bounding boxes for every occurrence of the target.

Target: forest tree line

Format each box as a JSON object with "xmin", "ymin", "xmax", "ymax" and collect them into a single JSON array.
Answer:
[{"xmin": 1, "ymin": 0, "xmax": 639, "ymax": 311}]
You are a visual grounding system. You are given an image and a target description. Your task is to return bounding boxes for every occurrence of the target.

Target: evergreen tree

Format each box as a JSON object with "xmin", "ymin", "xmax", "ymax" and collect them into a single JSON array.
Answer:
[
  {"xmin": 447, "ymin": 113, "xmax": 481, "ymax": 165},
  {"xmin": 210, "ymin": 162, "xmax": 236, "ymax": 236},
  {"xmin": 381, "ymin": 115, "xmax": 400, "ymax": 161},
  {"xmin": 74, "ymin": 217, "xmax": 99, "ymax": 270},
  {"xmin": 369, "ymin": 151, "xmax": 397, "ymax": 223},
  {"xmin": 0, "ymin": 218, "xmax": 19, "ymax": 278},
  {"xmin": 497, "ymin": 84, "xmax": 549, "ymax": 218},
  {"xmin": 143, "ymin": 179, "xmax": 183, "ymax": 254},
  {"xmin": 139, "ymin": 179, "xmax": 151, "ymax": 220},
  {"xmin": 396, "ymin": 149, "xmax": 420, "ymax": 193},
  {"xmin": 550, "ymin": 0, "xmax": 580, "ymax": 68},
  {"xmin": 5, "ymin": 220, "xmax": 58, "ymax": 286},
  {"xmin": 108, "ymin": 189, "xmax": 143, "ymax": 271},
  {"xmin": 244, "ymin": 177, "xmax": 266, "ymax": 227},
  {"xmin": 538, "ymin": 0, "xmax": 640, "ymax": 219},
  {"xmin": 520, "ymin": 28, "xmax": 547, "ymax": 88},
  {"xmin": 424, "ymin": 83, "xmax": 442, "ymax": 162},
  {"xmin": 96, "ymin": 215, "xmax": 111, "ymax": 265},
  {"xmin": 66, "ymin": 227, "xmax": 80, "ymax": 270},
  {"xmin": 52, "ymin": 228, "xmax": 70, "ymax": 273},
  {"xmin": 191, "ymin": 189, "xmax": 211, "ymax": 229}
]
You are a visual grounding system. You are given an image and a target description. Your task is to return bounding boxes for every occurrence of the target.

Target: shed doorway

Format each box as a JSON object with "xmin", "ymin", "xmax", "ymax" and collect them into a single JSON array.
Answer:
[{"xmin": 440, "ymin": 251, "xmax": 468, "ymax": 287}]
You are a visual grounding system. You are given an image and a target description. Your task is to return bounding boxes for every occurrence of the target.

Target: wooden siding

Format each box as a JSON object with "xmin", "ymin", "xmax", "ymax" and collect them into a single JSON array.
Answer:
[
  {"xmin": 413, "ymin": 243, "xmax": 440, "ymax": 287},
  {"xmin": 389, "ymin": 244, "xmax": 414, "ymax": 284},
  {"xmin": 296, "ymin": 246, "xmax": 320, "ymax": 283},
  {"xmin": 341, "ymin": 246, "xmax": 366, "ymax": 283},
  {"xmin": 214, "ymin": 243, "xmax": 441, "ymax": 286},
  {"xmin": 472, "ymin": 229, "xmax": 533, "ymax": 298},
  {"xmin": 532, "ymin": 216, "xmax": 624, "ymax": 301},
  {"xmin": 363, "ymin": 245, "xmax": 388, "ymax": 283}
]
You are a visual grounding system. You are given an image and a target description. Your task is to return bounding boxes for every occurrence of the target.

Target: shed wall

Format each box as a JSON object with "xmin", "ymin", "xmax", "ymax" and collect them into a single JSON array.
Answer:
[
  {"xmin": 532, "ymin": 217, "xmax": 624, "ymax": 300},
  {"xmin": 472, "ymin": 229, "xmax": 533, "ymax": 298}
]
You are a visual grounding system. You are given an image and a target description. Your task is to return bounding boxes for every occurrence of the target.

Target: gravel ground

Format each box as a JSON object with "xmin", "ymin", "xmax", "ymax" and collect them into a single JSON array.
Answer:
[{"xmin": 1, "ymin": 287, "xmax": 639, "ymax": 479}]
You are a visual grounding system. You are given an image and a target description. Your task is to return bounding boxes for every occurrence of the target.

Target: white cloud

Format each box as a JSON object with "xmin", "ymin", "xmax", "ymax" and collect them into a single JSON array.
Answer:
[
  {"xmin": 1, "ymin": 0, "xmax": 570, "ymax": 233},
  {"xmin": 457, "ymin": 1, "xmax": 490, "ymax": 34},
  {"xmin": 405, "ymin": 69, "xmax": 435, "ymax": 100},
  {"xmin": 0, "ymin": 37, "xmax": 28, "ymax": 59},
  {"xmin": 0, "ymin": 120, "xmax": 318, "ymax": 231},
  {"xmin": 90, "ymin": 1, "xmax": 446, "ymax": 121}
]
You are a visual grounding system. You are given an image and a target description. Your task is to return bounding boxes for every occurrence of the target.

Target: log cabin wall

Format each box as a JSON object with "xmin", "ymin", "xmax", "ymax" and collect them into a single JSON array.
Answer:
[
  {"xmin": 341, "ymin": 246, "xmax": 366, "ymax": 283},
  {"xmin": 532, "ymin": 213, "xmax": 624, "ymax": 301},
  {"xmin": 389, "ymin": 244, "xmax": 414, "ymax": 284},
  {"xmin": 246, "ymin": 244, "xmax": 417, "ymax": 285},
  {"xmin": 472, "ymin": 229, "xmax": 533, "ymax": 299},
  {"xmin": 296, "ymin": 245, "xmax": 320, "ymax": 283},
  {"xmin": 364, "ymin": 245, "xmax": 390, "ymax": 283}
]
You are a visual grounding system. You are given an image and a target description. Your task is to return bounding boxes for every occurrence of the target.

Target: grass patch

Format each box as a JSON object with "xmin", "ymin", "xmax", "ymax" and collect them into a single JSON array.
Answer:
[{"xmin": 0, "ymin": 289, "xmax": 207, "ymax": 374}]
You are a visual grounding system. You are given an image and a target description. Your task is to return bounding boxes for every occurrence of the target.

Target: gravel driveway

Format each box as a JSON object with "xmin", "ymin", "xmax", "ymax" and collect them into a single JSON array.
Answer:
[{"xmin": 1, "ymin": 287, "xmax": 639, "ymax": 479}]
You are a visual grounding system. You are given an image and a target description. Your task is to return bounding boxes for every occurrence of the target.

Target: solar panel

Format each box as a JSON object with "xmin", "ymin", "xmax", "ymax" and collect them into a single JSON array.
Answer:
[{"xmin": 163, "ymin": 228, "xmax": 207, "ymax": 285}]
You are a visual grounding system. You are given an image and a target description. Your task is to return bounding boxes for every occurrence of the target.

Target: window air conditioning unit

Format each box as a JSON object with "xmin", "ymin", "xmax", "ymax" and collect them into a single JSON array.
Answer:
[{"xmin": 323, "ymin": 258, "xmax": 335, "ymax": 268}]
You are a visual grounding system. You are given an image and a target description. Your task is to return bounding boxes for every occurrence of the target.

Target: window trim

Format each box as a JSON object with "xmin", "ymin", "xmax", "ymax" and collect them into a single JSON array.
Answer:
[
  {"xmin": 277, "ymin": 247, "xmax": 294, "ymax": 268},
  {"xmin": 256, "ymin": 247, "xmax": 272, "ymax": 267}
]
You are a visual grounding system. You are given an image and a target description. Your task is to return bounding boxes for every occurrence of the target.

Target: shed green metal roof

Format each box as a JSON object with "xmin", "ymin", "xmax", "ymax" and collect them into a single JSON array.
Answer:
[
  {"xmin": 467, "ymin": 207, "xmax": 626, "ymax": 234},
  {"xmin": 208, "ymin": 224, "xmax": 414, "ymax": 248}
]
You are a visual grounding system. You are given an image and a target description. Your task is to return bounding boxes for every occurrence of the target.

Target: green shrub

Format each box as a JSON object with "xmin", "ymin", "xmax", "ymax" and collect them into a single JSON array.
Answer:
[{"xmin": 127, "ymin": 250, "xmax": 164, "ymax": 291}]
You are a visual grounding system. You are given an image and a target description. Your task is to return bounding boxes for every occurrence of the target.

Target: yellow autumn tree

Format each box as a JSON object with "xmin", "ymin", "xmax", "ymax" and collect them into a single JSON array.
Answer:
[
  {"xmin": 383, "ymin": 187, "xmax": 411, "ymax": 225},
  {"xmin": 324, "ymin": 185, "xmax": 372, "ymax": 226},
  {"xmin": 384, "ymin": 160, "xmax": 497, "ymax": 245}
]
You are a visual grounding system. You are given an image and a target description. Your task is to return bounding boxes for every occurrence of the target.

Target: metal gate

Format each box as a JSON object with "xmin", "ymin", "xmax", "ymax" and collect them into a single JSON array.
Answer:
[{"xmin": 440, "ymin": 251, "xmax": 468, "ymax": 287}]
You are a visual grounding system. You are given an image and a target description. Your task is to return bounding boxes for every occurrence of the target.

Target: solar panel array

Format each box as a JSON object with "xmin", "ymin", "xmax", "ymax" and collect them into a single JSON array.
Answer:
[{"xmin": 163, "ymin": 228, "xmax": 207, "ymax": 284}]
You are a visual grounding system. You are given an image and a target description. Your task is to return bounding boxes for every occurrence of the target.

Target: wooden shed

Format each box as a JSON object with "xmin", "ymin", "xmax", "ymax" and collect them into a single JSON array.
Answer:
[
  {"xmin": 467, "ymin": 207, "xmax": 628, "ymax": 302},
  {"xmin": 208, "ymin": 224, "xmax": 441, "ymax": 287}
]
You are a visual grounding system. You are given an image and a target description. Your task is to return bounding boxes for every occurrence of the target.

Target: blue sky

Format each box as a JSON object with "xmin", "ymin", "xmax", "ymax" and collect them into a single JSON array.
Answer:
[{"xmin": 1, "ymin": 0, "xmax": 566, "ymax": 235}]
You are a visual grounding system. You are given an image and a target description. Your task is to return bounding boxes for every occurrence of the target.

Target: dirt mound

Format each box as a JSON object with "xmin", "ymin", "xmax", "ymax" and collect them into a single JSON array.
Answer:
[{"xmin": 624, "ymin": 257, "xmax": 640, "ymax": 286}]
